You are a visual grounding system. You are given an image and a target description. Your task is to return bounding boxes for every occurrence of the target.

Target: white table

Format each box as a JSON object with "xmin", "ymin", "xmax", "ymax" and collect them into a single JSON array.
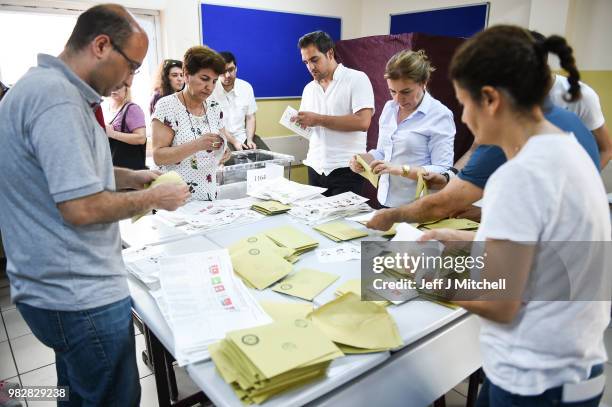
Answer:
[{"xmin": 122, "ymin": 214, "xmax": 482, "ymax": 407}]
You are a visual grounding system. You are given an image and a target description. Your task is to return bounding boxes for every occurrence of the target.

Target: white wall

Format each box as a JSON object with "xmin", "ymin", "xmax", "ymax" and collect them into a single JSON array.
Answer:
[{"xmin": 565, "ymin": 0, "xmax": 612, "ymax": 70}]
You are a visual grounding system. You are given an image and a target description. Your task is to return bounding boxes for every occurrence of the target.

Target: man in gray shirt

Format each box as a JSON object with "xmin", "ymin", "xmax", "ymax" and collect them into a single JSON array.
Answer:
[{"xmin": 0, "ymin": 4, "xmax": 189, "ymax": 406}]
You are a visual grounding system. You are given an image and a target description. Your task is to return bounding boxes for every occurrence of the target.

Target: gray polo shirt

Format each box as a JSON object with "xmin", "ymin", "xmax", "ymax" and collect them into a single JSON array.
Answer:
[{"xmin": 0, "ymin": 54, "xmax": 129, "ymax": 311}]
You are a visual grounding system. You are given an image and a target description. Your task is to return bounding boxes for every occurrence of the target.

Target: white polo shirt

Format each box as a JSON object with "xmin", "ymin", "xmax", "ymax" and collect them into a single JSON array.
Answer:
[
  {"xmin": 212, "ymin": 78, "xmax": 257, "ymax": 144},
  {"xmin": 300, "ymin": 63, "xmax": 374, "ymax": 175},
  {"xmin": 549, "ymin": 74, "xmax": 605, "ymax": 131}
]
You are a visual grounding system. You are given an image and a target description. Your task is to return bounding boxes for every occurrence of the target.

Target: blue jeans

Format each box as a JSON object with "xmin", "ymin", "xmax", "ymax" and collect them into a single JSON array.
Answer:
[
  {"xmin": 476, "ymin": 365, "xmax": 604, "ymax": 407},
  {"xmin": 17, "ymin": 297, "xmax": 140, "ymax": 407}
]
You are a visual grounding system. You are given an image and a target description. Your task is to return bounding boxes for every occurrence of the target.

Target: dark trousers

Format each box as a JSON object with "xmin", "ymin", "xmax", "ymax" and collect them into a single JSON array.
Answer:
[
  {"xmin": 17, "ymin": 297, "xmax": 140, "ymax": 407},
  {"xmin": 307, "ymin": 166, "xmax": 364, "ymax": 197}
]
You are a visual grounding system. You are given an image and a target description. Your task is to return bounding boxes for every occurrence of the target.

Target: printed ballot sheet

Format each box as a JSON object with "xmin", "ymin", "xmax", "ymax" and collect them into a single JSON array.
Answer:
[
  {"xmin": 279, "ymin": 105, "xmax": 312, "ymax": 139},
  {"xmin": 159, "ymin": 250, "xmax": 272, "ymax": 366},
  {"xmin": 289, "ymin": 192, "xmax": 371, "ymax": 224}
]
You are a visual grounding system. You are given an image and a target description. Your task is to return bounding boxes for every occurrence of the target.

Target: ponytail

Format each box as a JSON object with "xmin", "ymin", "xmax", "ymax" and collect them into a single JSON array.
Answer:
[{"xmin": 542, "ymin": 36, "xmax": 581, "ymax": 102}]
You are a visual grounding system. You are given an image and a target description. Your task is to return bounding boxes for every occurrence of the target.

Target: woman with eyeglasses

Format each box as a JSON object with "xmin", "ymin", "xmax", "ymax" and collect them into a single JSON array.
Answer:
[
  {"xmin": 104, "ymin": 85, "xmax": 147, "ymax": 170},
  {"xmin": 152, "ymin": 46, "xmax": 230, "ymax": 200},
  {"xmin": 421, "ymin": 26, "xmax": 610, "ymax": 406},
  {"xmin": 150, "ymin": 59, "xmax": 185, "ymax": 115}
]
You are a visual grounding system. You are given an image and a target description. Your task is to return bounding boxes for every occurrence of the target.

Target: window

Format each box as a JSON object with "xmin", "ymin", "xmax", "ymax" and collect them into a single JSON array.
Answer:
[{"xmin": 0, "ymin": 5, "xmax": 161, "ymax": 126}]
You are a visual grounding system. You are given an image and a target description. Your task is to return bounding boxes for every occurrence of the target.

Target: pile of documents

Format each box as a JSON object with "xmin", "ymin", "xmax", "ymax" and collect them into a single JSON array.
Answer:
[
  {"xmin": 309, "ymin": 293, "xmax": 403, "ymax": 353},
  {"xmin": 313, "ymin": 221, "xmax": 369, "ymax": 242},
  {"xmin": 315, "ymin": 243, "xmax": 361, "ymax": 263},
  {"xmin": 264, "ymin": 225, "xmax": 319, "ymax": 255},
  {"xmin": 248, "ymin": 177, "xmax": 326, "ymax": 204},
  {"xmin": 272, "ymin": 268, "xmax": 339, "ymax": 301},
  {"xmin": 123, "ymin": 245, "xmax": 168, "ymax": 289},
  {"xmin": 229, "ymin": 234, "xmax": 295, "ymax": 289},
  {"xmin": 355, "ymin": 155, "xmax": 379, "ymax": 187},
  {"xmin": 250, "ymin": 200, "xmax": 291, "ymax": 216},
  {"xmin": 156, "ymin": 250, "xmax": 272, "ymax": 365},
  {"xmin": 209, "ymin": 318, "xmax": 344, "ymax": 404},
  {"xmin": 289, "ymin": 192, "xmax": 371, "ymax": 225}
]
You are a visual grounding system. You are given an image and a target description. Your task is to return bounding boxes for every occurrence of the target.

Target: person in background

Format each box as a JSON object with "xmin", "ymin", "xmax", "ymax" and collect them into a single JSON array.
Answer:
[
  {"xmin": 294, "ymin": 30, "xmax": 375, "ymax": 197},
  {"xmin": 349, "ymin": 49, "xmax": 455, "ymax": 207},
  {"xmin": 105, "ymin": 84, "xmax": 147, "ymax": 170},
  {"xmin": 422, "ymin": 25, "xmax": 610, "ymax": 407},
  {"xmin": 0, "ymin": 4, "xmax": 189, "ymax": 406},
  {"xmin": 212, "ymin": 51, "xmax": 266, "ymax": 150},
  {"xmin": 149, "ymin": 58, "xmax": 184, "ymax": 114},
  {"xmin": 152, "ymin": 45, "xmax": 231, "ymax": 200}
]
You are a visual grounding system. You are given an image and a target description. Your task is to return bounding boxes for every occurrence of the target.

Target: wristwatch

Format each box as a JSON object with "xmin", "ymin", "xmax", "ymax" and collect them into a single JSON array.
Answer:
[{"xmin": 401, "ymin": 165, "xmax": 411, "ymax": 177}]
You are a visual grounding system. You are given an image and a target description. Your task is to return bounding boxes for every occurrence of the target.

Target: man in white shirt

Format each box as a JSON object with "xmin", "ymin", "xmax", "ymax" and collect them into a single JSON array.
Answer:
[
  {"xmin": 549, "ymin": 74, "xmax": 611, "ymax": 169},
  {"xmin": 293, "ymin": 31, "xmax": 375, "ymax": 196},
  {"xmin": 212, "ymin": 51, "xmax": 265, "ymax": 150}
]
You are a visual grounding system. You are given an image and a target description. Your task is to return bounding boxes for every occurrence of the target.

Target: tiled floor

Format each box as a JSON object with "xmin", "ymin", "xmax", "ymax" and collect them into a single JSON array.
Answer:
[{"xmin": 2, "ymin": 276, "xmax": 612, "ymax": 407}]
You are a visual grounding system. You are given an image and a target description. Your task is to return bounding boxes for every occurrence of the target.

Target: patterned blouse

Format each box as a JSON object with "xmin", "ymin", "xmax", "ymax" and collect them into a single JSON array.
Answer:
[{"xmin": 152, "ymin": 94, "xmax": 225, "ymax": 200}]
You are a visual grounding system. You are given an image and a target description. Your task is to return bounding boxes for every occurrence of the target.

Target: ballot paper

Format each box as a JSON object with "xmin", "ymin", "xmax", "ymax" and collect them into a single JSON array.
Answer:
[
  {"xmin": 123, "ymin": 245, "xmax": 168, "ymax": 289},
  {"xmin": 132, "ymin": 171, "xmax": 187, "ymax": 222},
  {"xmin": 315, "ymin": 243, "xmax": 361, "ymax": 263},
  {"xmin": 272, "ymin": 269, "xmax": 339, "ymax": 301},
  {"xmin": 158, "ymin": 250, "xmax": 272, "ymax": 366},
  {"xmin": 248, "ymin": 177, "xmax": 327, "ymax": 204},
  {"xmin": 279, "ymin": 105, "xmax": 312, "ymax": 139},
  {"xmin": 391, "ymin": 223, "xmax": 426, "ymax": 242},
  {"xmin": 289, "ymin": 192, "xmax": 371, "ymax": 224},
  {"xmin": 156, "ymin": 198, "xmax": 258, "ymax": 226},
  {"xmin": 355, "ymin": 155, "xmax": 379, "ymax": 187},
  {"xmin": 309, "ymin": 292, "xmax": 403, "ymax": 352}
]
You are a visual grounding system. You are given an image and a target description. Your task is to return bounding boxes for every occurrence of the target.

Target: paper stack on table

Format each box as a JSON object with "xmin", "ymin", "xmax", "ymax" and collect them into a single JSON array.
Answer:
[
  {"xmin": 209, "ymin": 318, "xmax": 343, "ymax": 405},
  {"xmin": 156, "ymin": 198, "xmax": 258, "ymax": 226},
  {"xmin": 279, "ymin": 105, "xmax": 313, "ymax": 139},
  {"xmin": 264, "ymin": 225, "xmax": 319, "ymax": 255},
  {"xmin": 123, "ymin": 245, "xmax": 168, "ymax": 289},
  {"xmin": 157, "ymin": 250, "xmax": 272, "ymax": 366},
  {"xmin": 229, "ymin": 233, "xmax": 298, "ymax": 263},
  {"xmin": 250, "ymin": 200, "xmax": 291, "ymax": 216},
  {"xmin": 314, "ymin": 221, "xmax": 369, "ymax": 242},
  {"xmin": 289, "ymin": 192, "xmax": 371, "ymax": 225},
  {"xmin": 355, "ymin": 155, "xmax": 379, "ymax": 188},
  {"xmin": 248, "ymin": 177, "xmax": 327, "ymax": 204},
  {"xmin": 272, "ymin": 268, "xmax": 339, "ymax": 301},
  {"xmin": 309, "ymin": 293, "xmax": 403, "ymax": 354},
  {"xmin": 230, "ymin": 241, "xmax": 294, "ymax": 290}
]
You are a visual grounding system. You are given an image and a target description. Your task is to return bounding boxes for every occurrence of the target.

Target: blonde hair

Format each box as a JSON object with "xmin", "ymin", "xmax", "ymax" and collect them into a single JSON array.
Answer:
[{"xmin": 384, "ymin": 49, "xmax": 435, "ymax": 83}]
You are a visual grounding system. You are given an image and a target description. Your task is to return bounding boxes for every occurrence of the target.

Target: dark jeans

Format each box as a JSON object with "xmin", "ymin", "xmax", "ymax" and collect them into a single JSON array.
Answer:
[
  {"xmin": 476, "ymin": 364, "xmax": 605, "ymax": 407},
  {"xmin": 17, "ymin": 297, "xmax": 140, "ymax": 407},
  {"xmin": 307, "ymin": 166, "xmax": 364, "ymax": 197}
]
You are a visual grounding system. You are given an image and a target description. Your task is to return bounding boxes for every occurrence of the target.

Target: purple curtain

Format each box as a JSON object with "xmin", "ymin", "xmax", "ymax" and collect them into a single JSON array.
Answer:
[{"xmin": 335, "ymin": 33, "xmax": 474, "ymax": 207}]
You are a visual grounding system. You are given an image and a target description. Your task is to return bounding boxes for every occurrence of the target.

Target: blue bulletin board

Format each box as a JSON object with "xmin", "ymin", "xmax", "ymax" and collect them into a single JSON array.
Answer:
[
  {"xmin": 200, "ymin": 3, "xmax": 342, "ymax": 99},
  {"xmin": 390, "ymin": 3, "xmax": 489, "ymax": 38}
]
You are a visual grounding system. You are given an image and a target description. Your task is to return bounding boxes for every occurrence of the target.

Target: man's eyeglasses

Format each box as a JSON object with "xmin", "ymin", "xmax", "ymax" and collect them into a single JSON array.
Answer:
[{"xmin": 110, "ymin": 40, "xmax": 141, "ymax": 75}]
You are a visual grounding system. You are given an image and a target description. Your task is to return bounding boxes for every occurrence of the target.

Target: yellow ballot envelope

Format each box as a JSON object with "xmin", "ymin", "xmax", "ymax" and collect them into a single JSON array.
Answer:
[
  {"xmin": 259, "ymin": 301, "xmax": 314, "ymax": 322},
  {"xmin": 335, "ymin": 279, "xmax": 390, "ymax": 307},
  {"xmin": 230, "ymin": 245, "xmax": 293, "ymax": 290},
  {"xmin": 314, "ymin": 221, "xmax": 369, "ymax": 242},
  {"xmin": 265, "ymin": 225, "xmax": 319, "ymax": 254},
  {"xmin": 272, "ymin": 269, "xmax": 339, "ymax": 301},
  {"xmin": 309, "ymin": 292, "xmax": 403, "ymax": 351},
  {"xmin": 251, "ymin": 200, "xmax": 291, "ymax": 216},
  {"xmin": 355, "ymin": 154, "xmax": 379, "ymax": 188},
  {"xmin": 132, "ymin": 171, "xmax": 187, "ymax": 222},
  {"xmin": 415, "ymin": 171, "xmax": 428, "ymax": 199},
  {"xmin": 419, "ymin": 218, "xmax": 480, "ymax": 230}
]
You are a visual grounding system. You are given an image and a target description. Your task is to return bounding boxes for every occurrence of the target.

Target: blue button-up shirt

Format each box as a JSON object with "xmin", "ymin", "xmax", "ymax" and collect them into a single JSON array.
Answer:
[{"xmin": 370, "ymin": 92, "xmax": 455, "ymax": 207}]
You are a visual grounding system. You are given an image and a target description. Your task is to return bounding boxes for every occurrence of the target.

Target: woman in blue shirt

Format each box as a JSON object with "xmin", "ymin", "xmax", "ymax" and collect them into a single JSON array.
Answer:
[{"xmin": 349, "ymin": 49, "xmax": 455, "ymax": 207}]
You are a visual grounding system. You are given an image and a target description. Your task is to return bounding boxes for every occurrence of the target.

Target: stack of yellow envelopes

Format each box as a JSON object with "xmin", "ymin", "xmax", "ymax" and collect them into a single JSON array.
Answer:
[
  {"xmin": 209, "ymin": 318, "xmax": 344, "ymax": 405},
  {"xmin": 419, "ymin": 218, "xmax": 479, "ymax": 231},
  {"xmin": 229, "ymin": 234, "xmax": 294, "ymax": 289},
  {"xmin": 265, "ymin": 226, "xmax": 319, "ymax": 255},
  {"xmin": 251, "ymin": 200, "xmax": 291, "ymax": 216},
  {"xmin": 355, "ymin": 155, "xmax": 379, "ymax": 188},
  {"xmin": 272, "ymin": 269, "xmax": 338, "ymax": 301},
  {"xmin": 313, "ymin": 221, "xmax": 369, "ymax": 242},
  {"xmin": 334, "ymin": 279, "xmax": 390, "ymax": 307},
  {"xmin": 309, "ymin": 293, "xmax": 402, "ymax": 354}
]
